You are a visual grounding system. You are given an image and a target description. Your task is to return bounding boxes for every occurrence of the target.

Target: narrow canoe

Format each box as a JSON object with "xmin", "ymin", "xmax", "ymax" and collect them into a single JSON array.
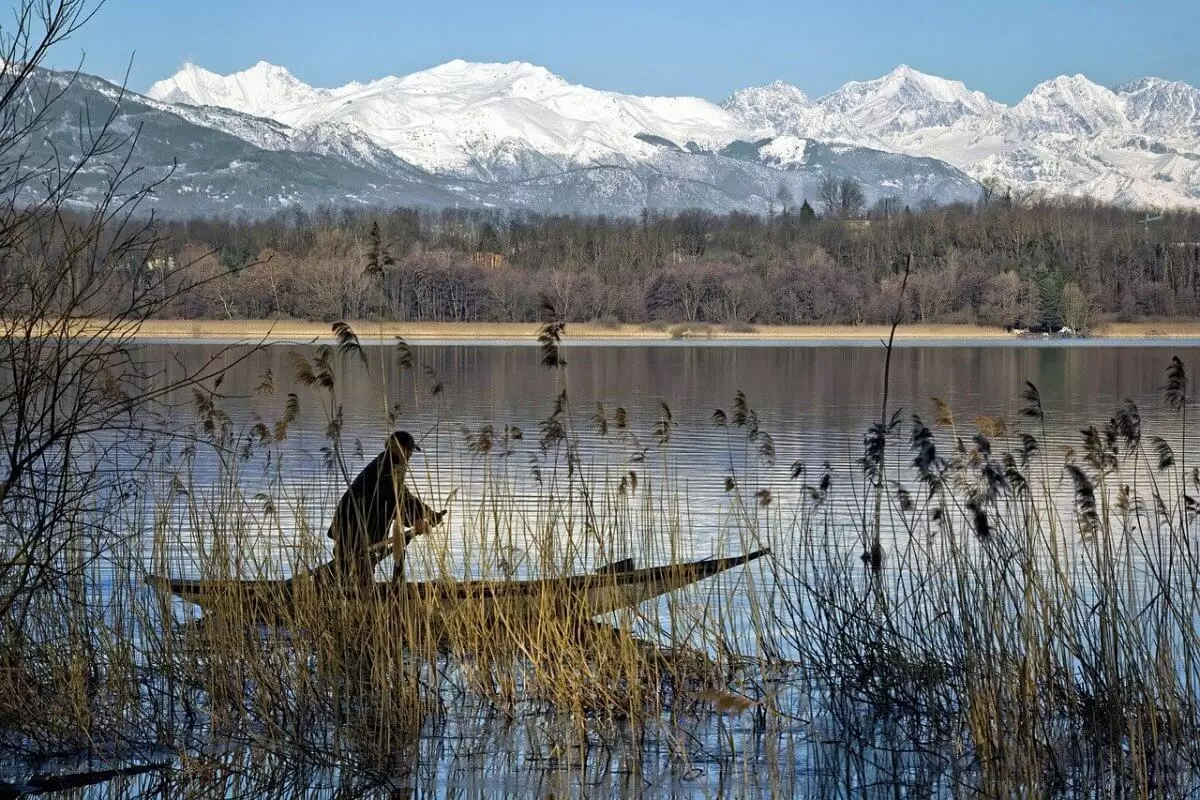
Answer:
[{"xmin": 145, "ymin": 548, "xmax": 771, "ymax": 626}]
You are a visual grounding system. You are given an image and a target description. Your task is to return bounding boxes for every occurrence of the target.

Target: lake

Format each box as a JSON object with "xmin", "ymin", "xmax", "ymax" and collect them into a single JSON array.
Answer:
[{"xmin": 17, "ymin": 337, "xmax": 1200, "ymax": 798}]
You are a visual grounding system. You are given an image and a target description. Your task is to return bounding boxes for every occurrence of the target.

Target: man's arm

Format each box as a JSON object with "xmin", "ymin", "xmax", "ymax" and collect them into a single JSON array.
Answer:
[
  {"xmin": 385, "ymin": 487, "xmax": 445, "ymax": 583},
  {"xmin": 400, "ymin": 491, "xmax": 443, "ymax": 536}
]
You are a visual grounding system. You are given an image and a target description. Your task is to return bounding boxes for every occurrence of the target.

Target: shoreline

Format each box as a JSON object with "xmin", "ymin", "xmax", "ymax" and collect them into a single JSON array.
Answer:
[{"xmin": 82, "ymin": 319, "xmax": 1200, "ymax": 345}]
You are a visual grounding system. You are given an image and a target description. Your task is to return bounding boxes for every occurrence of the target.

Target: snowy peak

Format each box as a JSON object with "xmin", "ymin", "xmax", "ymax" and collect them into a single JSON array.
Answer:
[
  {"xmin": 392, "ymin": 58, "xmax": 569, "ymax": 99},
  {"xmin": 721, "ymin": 80, "xmax": 811, "ymax": 133},
  {"xmin": 814, "ymin": 64, "xmax": 1001, "ymax": 134},
  {"xmin": 145, "ymin": 62, "xmax": 216, "ymax": 105},
  {"xmin": 1118, "ymin": 77, "xmax": 1200, "ymax": 138},
  {"xmin": 1015, "ymin": 74, "xmax": 1126, "ymax": 135},
  {"xmin": 147, "ymin": 60, "xmax": 325, "ymax": 117},
  {"xmin": 869, "ymin": 64, "xmax": 986, "ymax": 106},
  {"xmin": 153, "ymin": 58, "xmax": 755, "ymax": 176}
]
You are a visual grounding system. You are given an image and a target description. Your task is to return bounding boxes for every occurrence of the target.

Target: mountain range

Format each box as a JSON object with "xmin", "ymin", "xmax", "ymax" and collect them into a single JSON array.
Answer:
[
  {"xmin": 29, "ymin": 59, "xmax": 1200, "ymax": 218},
  {"xmin": 725, "ymin": 67, "xmax": 1200, "ymax": 210}
]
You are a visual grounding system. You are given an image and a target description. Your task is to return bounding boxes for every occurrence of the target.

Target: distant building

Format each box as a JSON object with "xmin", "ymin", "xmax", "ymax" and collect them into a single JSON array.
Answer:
[{"xmin": 471, "ymin": 251, "xmax": 508, "ymax": 269}]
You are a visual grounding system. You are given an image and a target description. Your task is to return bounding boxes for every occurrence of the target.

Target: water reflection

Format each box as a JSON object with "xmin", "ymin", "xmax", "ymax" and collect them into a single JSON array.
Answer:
[{"xmin": 146, "ymin": 341, "xmax": 1199, "ymax": 437}]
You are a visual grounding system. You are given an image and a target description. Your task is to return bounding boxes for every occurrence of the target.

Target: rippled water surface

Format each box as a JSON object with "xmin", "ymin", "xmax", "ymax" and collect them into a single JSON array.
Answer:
[{"xmin": 142, "ymin": 339, "xmax": 1200, "ymax": 575}]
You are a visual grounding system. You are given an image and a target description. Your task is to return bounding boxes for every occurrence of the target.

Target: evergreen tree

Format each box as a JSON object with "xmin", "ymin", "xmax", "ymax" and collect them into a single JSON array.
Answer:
[{"xmin": 1017, "ymin": 233, "xmax": 1066, "ymax": 330}]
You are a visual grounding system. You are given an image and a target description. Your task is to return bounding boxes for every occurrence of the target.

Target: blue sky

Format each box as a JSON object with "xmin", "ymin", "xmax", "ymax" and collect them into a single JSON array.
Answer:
[{"xmin": 58, "ymin": 0, "xmax": 1200, "ymax": 103}]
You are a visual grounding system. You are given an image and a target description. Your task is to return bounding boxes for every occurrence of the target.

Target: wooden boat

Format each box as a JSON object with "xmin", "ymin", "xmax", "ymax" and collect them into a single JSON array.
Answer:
[{"xmin": 145, "ymin": 548, "xmax": 771, "ymax": 631}]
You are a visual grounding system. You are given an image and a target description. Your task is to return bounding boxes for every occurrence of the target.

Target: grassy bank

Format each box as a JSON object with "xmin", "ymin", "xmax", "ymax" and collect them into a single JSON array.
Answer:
[{"xmin": 102, "ymin": 318, "xmax": 1200, "ymax": 343}]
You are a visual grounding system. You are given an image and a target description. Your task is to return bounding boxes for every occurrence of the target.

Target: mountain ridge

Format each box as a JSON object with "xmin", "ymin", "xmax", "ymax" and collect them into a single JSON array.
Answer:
[
  {"xmin": 145, "ymin": 58, "xmax": 1200, "ymax": 210},
  {"xmin": 23, "ymin": 65, "xmax": 978, "ymax": 219}
]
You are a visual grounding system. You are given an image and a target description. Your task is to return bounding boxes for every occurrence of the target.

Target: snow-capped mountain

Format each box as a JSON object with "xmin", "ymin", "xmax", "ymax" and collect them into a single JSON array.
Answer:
[
  {"xmin": 128, "ymin": 58, "xmax": 982, "ymax": 216},
  {"xmin": 147, "ymin": 61, "xmax": 328, "ymax": 118},
  {"xmin": 722, "ymin": 81, "xmax": 812, "ymax": 136},
  {"xmin": 810, "ymin": 65, "xmax": 1006, "ymax": 139},
  {"xmin": 1119, "ymin": 78, "xmax": 1200, "ymax": 139},
  {"xmin": 1014, "ymin": 75, "xmax": 1127, "ymax": 136},
  {"xmin": 143, "ymin": 58, "xmax": 1200, "ymax": 211},
  {"xmin": 720, "ymin": 66, "xmax": 1200, "ymax": 209},
  {"xmin": 14, "ymin": 63, "xmax": 977, "ymax": 219},
  {"xmin": 157, "ymin": 59, "xmax": 763, "ymax": 179}
]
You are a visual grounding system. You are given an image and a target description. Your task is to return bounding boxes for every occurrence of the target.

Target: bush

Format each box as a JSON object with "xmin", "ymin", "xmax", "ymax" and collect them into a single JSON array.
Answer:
[{"xmin": 668, "ymin": 323, "xmax": 714, "ymax": 339}]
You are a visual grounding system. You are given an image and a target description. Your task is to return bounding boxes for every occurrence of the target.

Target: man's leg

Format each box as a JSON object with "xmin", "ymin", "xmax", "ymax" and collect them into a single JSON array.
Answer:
[
  {"xmin": 332, "ymin": 524, "xmax": 374, "ymax": 587},
  {"xmin": 390, "ymin": 516, "xmax": 420, "ymax": 583}
]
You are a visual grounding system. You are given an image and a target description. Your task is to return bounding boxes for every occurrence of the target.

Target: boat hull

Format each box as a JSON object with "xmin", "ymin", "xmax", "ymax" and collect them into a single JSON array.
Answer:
[{"xmin": 145, "ymin": 548, "xmax": 771, "ymax": 630}]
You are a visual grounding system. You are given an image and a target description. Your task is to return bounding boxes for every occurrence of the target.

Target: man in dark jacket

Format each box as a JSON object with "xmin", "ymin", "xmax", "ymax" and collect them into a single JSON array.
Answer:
[{"xmin": 327, "ymin": 430, "xmax": 443, "ymax": 585}]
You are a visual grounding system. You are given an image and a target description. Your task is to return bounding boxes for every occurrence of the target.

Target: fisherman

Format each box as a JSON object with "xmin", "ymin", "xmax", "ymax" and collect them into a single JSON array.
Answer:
[{"xmin": 327, "ymin": 430, "xmax": 444, "ymax": 586}]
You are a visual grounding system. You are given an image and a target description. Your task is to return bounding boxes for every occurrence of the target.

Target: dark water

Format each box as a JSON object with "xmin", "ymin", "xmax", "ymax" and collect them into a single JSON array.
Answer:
[
  {"xmin": 166, "ymin": 338, "xmax": 1200, "ymax": 427},
  {"xmin": 159, "ymin": 338, "xmax": 1200, "ymax": 446}
]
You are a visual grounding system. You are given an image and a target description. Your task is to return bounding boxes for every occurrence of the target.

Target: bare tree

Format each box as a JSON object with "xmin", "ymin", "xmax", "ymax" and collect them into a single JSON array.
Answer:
[
  {"xmin": 142, "ymin": 178, "xmax": 1200, "ymax": 328},
  {"xmin": 488, "ymin": 267, "xmax": 535, "ymax": 322},
  {"xmin": 1060, "ymin": 280, "xmax": 1093, "ymax": 332},
  {"xmin": 544, "ymin": 268, "xmax": 587, "ymax": 321},
  {"xmin": 981, "ymin": 270, "xmax": 1033, "ymax": 328},
  {"xmin": 707, "ymin": 263, "xmax": 767, "ymax": 323},
  {"xmin": 0, "ymin": 0, "xmax": 261, "ymax": 686},
  {"xmin": 909, "ymin": 265, "xmax": 956, "ymax": 322},
  {"xmin": 839, "ymin": 177, "xmax": 866, "ymax": 218},
  {"xmin": 817, "ymin": 175, "xmax": 840, "ymax": 218}
]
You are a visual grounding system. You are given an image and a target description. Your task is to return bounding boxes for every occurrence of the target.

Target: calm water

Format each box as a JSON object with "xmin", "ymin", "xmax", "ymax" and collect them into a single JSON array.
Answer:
[{"xmin": 143, "ymin": 339, "xmax": 1200, "ymax": 580}]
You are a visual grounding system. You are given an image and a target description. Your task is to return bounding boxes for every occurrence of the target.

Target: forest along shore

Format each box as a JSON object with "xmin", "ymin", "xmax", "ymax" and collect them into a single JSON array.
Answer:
[{"xmin": 111, "ymin": 320, "xmax": 1200, "ymax": 344}]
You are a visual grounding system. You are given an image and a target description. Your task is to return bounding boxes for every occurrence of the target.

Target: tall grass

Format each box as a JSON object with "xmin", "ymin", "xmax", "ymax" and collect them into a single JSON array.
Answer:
[
  {"xmin": 5, "ymin": 317, "xmax": 1200, "ymax": 797},
  {"xmin": 757, "ymin": 362, "xmax": 1200, "ymax": 796}
]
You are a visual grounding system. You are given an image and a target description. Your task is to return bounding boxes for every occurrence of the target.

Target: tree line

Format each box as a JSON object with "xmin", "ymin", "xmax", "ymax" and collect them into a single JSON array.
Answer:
[{"xmin": 114, "ymin": 198, "xmax": 1200, "ymax": 330}]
